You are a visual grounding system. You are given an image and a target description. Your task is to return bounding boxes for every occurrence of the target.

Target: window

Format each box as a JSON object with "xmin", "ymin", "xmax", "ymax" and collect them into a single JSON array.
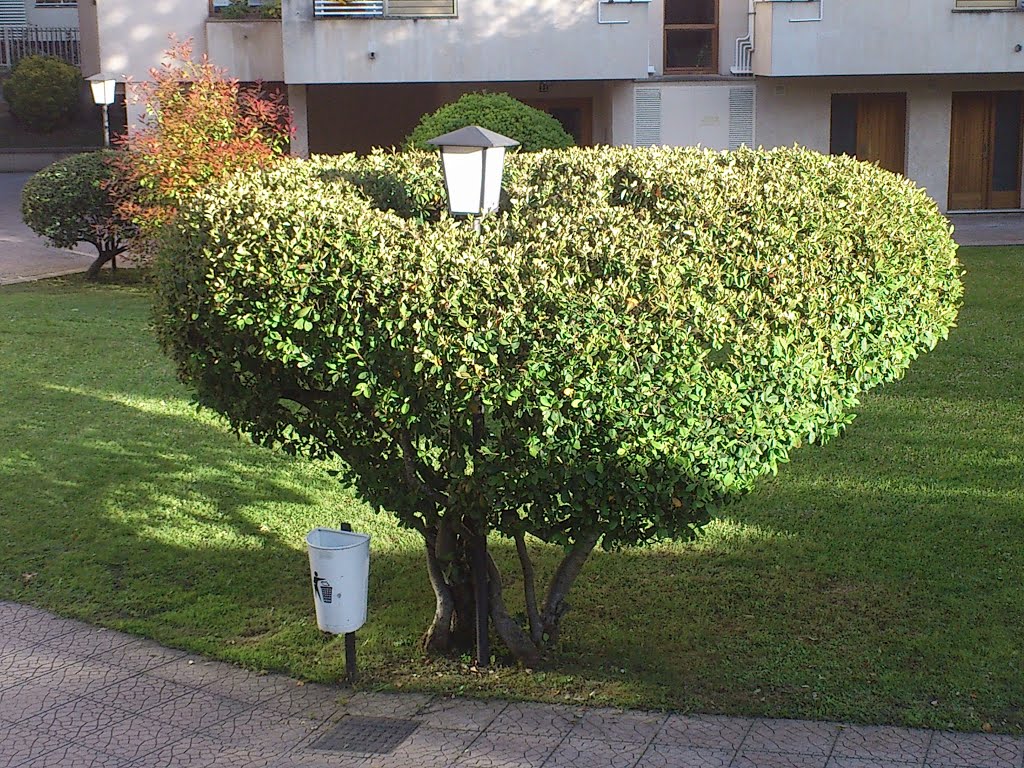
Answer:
[
  {"xmin": 664, "ymin": 0, "xmax": 718, "ymax": 74},
  {"xmin": 954, "ymin": 0, "xmax": 1016, "ymax": 8},
  {"xmin": 35, "ymin": 1, "xmax": 78, "ymax": 6}
]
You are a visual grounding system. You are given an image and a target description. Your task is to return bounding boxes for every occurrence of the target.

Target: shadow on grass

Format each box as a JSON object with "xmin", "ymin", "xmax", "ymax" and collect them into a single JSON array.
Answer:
[{"xmin": 0, "ymin": 353, "xmax": 1020, "ymax": 732}]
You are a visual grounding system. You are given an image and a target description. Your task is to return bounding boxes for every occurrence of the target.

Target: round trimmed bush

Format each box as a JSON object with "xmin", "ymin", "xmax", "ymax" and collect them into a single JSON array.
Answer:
[
  {"xmin": 405, "ymin": 92, "xmax": 574, "ymax": 152},
  {"xmin": 21, "ymin": 151, "xmax": 136, "ymax": 278},
  {"xmin": 154, "ymin": 146, "xmax": 962, "ymax": 662},
  {"xmin": 3, "ymin": 55, "xmax": 81, "ymax": 133}
]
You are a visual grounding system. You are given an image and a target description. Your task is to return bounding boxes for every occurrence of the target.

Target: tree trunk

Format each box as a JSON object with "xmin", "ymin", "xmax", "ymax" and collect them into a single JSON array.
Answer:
[
  {"xmin": 85, "ymin": 249, "xmax": 116, "ymax": 280},
  {"xmin": 420, "ymin": 522, "xmax": 477, "ymax": 655}
]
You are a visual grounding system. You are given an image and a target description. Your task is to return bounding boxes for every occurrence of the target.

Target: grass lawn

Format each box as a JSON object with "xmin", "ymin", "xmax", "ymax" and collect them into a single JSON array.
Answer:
[{"xmin": 0, "ymin": 248, "xmax": 1021, "ymax": 734}]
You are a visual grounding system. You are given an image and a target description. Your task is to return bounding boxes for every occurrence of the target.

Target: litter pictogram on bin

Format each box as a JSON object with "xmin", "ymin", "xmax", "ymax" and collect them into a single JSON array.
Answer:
[{"xmin": 313, "ymin": 571, "xmax": 333, "ymax": 604}]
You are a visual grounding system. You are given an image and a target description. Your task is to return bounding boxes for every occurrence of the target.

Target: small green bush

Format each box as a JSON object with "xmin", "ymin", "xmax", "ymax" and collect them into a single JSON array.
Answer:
[
  {"xmin": 154, "ymin": 146, "xmax": 962, "ymax": 663},
  {"xmin": 3, "ymin": 55, "xmax": 81, "ymax": 133},
  {"xmin": 21, "ymin": 151, "xmax": 136, "ymax": 278},
  {"xmin": 405, "ymin": 92, "xmax": 574, "ymax": 152}
]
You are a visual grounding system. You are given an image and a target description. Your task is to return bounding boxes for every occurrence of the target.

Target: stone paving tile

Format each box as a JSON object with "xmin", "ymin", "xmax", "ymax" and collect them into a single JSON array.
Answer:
[
  {"xmin": 925, "ymin": 731, "xmax": 1024, "ymax": 768},
  {"xmin": 731, "ymin": 751, "xmax": 829, "ymax": 768},
  {"xmin": 0, "ymin": 680, "xmax": 79, "ymax": 723},
  {"xmin": 832, "ymin": 725, "xmax": 931, "ymax": 764},
  {"xmin": 146, "ymin": 655, "xmax": 253, "ymax": 689},
  {"xmin": 414, "ymin": 698, "xmax": 508, "ymax": 732},
  {"xmin": 0, "ymin": 723, "xmax": 54, "ymax": 768},
  {"xmin": 91, "ymin": 640, "xmax": 187, "ymax": 673},
  {"xmin": 140, "ymin": 688, "xmax": 255, "ymax": 732},
  {"xmin": 129, "ymin": 733, "xmax": 285, "ymax": 768},
  {"xmin": 486, "ymin": 701, "xmax": 584, "ymax": 739},
  {"xmin": 653, "ymin": 714, "xmax": 752, "ymax": 751},
  {"xmin": 0, "ymin": 635, "xmax": 39, "ymax": 662},
  {"xmin": 545, "ymin": 736, "xmax": 648, "ymax": 768},
  {"xmin": 826, "ymin": 757, "xmax": 923, "ymax": 768},
  {"xmin": 569, "ymin": 708, "xmax": 667, "ymax": 744},
  {"xmin": 27, "ymin": 657, "xmax": 141, "ymax": 697},
  {"xmin": 35, "ymin": 626, "xmax": 137, "ymax": 659},
  {"xmin": 202, "ymin": 672, "xmax": 345, "ymax": 720},
  {"xmin": 453, "ymin": 731, "xmax": 561, "ymax": 768},
  {"xmin": 17, "ymin": 742, "xmax": 131, "ymax": 768},
  {"xmin": 56, "ymin": 713, "xmax": 191, "ymax": 762},
  {"xmin": 367, "ymin": 725, "xmax": 478, "ymax": 768},
  {"xmin": 742, "ymin": 718, "xmax": 842, "ymax": 756},
  {"xmin": 274, "ymin": 753, "xmax": 370, "ymax": 768},
  {"xmin": 25, "ymin": 698, "xmax": 132, "ymax": 740},
  {"xmin": 83, "ymin": 673, "xmax": 203, "ymax": 715},
  {"xmin": 341, "ymin": 691, "xmax": 434, "ymax": 719},
  {"xmin": 634, "ymin": 744, "xmax": 734, "ymax": 767},
  {"xmin": 0, "ymin": 646, "xmax": 75, "ymax": 681},
  {"xmin": 0, "ymin": 609, "xmax": 78, "ymax": 644},
  {"xmin": 197, "ymin": 705, "xmax": 322, "ymax": 748}
]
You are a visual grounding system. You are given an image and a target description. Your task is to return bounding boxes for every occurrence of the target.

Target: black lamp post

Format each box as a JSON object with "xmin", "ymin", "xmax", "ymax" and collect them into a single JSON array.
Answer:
[{"xmin": 426, "ymin": 125, "xmax": 519, "ymax": 667}]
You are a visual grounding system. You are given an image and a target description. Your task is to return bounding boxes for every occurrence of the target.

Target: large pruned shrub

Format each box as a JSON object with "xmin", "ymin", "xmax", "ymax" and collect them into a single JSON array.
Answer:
[
  {"xmin": 21, "ymin": 151, "xmax": 136, "ymax": 279},
  {"xmin": 405, "ymin": 92, "xmax": 574, "ymax": 152},
  {"xmin": 154, "ymin": 146, "xmax": 963, "ymax": 665},
  {"xmin": 2, "ymin": 55, "xmax": 80, "ymax": 133}
]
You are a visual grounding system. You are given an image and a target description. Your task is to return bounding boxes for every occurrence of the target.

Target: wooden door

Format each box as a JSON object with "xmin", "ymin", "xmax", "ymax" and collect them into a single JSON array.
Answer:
[
  {"xmin": 525, "ymin": 98, "xmax": 594, "ymax": 146},
  {"xmin": 949, "ymin": 92, "xmax": 1023, "ymax": 210},
  {"xmin": 856, "ymin": 94, "xmax": 907, "ymax": 175},
  {"xmin": 950, "ymin": 93, "xmax": 994, "ymax": 210}
]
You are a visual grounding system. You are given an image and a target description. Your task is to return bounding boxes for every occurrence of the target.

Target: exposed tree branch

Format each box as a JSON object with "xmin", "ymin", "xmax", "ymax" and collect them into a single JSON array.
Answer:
[
  {"xmin": 514, "ymin": 532, "xmax": 543, "ymax": 645},
  {"xmin": 422, "ymin": 526, "xmax": 456, "ymax": 654},
  {"xmin": 486, "ymin": 552, "xmax": 542, "ymax": 667},
  {"xmin": 540, "ymin": 531, "xmax": 601, "ymax": 645}
]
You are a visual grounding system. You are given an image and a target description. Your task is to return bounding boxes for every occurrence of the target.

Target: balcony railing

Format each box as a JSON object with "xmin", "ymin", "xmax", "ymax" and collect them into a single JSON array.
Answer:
[
  {"xmin": 0, "ymin": 27, "xmax": 80, "ymax": 71},
  {"xmin": 314, "ymin": 0, "xmax": 456, "ymax": 18}
]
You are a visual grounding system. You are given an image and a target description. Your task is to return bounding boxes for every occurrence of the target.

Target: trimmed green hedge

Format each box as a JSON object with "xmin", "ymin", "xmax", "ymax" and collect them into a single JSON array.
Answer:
[
  {"xmin": 405, "ymin": 93, "xmax": 574, "ymax": 152},
  {"xmin": 3, "ymin": 55, "xmax": 81, "ymax": 133},
  {"xmin": 21, "ymin": 151, "xmax": 136, "ymax": 278},
  {"xmin": 154, "ymin": 146, "xmax": 962, "ymax": 658}
]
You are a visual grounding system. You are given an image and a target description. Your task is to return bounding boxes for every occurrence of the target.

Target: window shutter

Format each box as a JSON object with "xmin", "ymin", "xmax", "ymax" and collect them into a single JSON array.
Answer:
[
  {"xmin": 0, "ymin": 0, "xmax": 27, "ymax": 26},
  {"xmin": 635, "ymin": 88, "xmax": 662, "ymax": 147},
  {"xmin": 728, "ymin": 86, "xmax": 755, "ymax": 150}
]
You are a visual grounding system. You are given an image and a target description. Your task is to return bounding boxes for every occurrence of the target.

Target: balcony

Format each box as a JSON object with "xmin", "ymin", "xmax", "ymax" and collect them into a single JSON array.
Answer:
[
  {"xmin": 0, "ymin": 27, "xmax": 79, "ymax": 71},
  {"xmin": 314, "ymin": 0, "xmax": 455, "ymax": 18},
  {"xmin": 285, "ymin": 0, "xmax": 649, "ymax": 84},
  {"xmin": 750, "ymin": 0, "xmax": 1024, "ymax": 77}
]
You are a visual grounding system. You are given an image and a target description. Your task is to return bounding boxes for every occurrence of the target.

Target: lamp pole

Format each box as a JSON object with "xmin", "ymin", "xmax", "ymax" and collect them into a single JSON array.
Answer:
[
  {"xmin": 88, "ymin": 75, "xmax": 117, "ymax": 148},
  {"xmin": 426, "ymin": 125, "xmax": 519, "ymax": 668}
]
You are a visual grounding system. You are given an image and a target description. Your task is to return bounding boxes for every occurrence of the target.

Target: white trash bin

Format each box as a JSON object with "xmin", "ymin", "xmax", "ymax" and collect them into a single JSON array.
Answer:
[{"xmin": 306, "ymin": 528, "xmax": 371, "ymax": 634}]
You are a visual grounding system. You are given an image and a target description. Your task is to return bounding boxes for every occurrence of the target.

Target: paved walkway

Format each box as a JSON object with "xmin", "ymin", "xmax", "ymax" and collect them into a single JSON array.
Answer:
[
  {"xmin": 2, "ymin": 602, "xmax": 1022, "ymax": 768},
  {"xmin": 948, "ymin": 213, "xmax": 1024, "ymax": 247},
  {"xmin": 0, "ymin": 173, "xmax": 95, "ymax": 286}
]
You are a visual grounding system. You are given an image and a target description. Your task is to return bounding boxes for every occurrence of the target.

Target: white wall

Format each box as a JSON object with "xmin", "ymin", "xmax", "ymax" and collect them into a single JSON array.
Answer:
[
  {"xmin": 206, "ymin": 20, "xmax": 284, "ymax": 81},
  {"xmin": 26, "ymin": 3, "xmax": 78, "ymax": 27},
  {"xmin": 282, "ymin": 0, "xmax": 650, "ymax": 84},
  {"xmin": 755, "ymin": 74, "xmax": 1024, "ymax": 211},
  {"xmin": 660, "ymin": 82, "xmax": 736, "ymax": 149},
  {"xmin": 754, "ymin": 0, "xmax": 1024, "ymax": 76},
  {"xmin": 88, "ymin": 0, "xmax": 209, "ymax": 81}
]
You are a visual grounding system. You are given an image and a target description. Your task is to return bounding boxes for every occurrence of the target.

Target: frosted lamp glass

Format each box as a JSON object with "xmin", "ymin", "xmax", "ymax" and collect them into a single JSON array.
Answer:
[
  {"xmin": 480, "ymin": 146, "xmax": 507, "ymax": 214},
  {"xmin": 440, "ymin": 146, "xmax": 485, "ymax": 215},
  {"xmin": 90, "ymin": 78, "xmax": 116, "ymax": 106}
]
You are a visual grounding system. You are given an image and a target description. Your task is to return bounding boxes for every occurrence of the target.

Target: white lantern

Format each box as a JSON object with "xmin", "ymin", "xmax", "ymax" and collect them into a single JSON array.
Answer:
[
  {"xmin": 87, "ymin": 74, "xmax": 117, "ymax": 106},
  {"xmin": 426, "ymin": 126, "xmax": 519, "ymax": 216}
]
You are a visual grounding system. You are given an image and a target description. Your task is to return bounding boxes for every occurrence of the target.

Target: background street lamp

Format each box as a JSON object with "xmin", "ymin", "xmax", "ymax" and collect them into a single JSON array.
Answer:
[
  {"xmin": 426, "ymin": 125, "xmax": 518, "ymax": 667},
  {"xmin": 427, "ymin": 125, "xmax": 519, "ymax": 220},
  {"xmin": 87, "ymin": 74, "xmax": 117, "ymax": 148}
]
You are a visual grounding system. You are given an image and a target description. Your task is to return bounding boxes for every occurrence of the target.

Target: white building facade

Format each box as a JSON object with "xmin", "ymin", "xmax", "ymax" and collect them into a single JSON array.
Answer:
[{"xmin": 77, "ymin": 0, "xmax": 1024, "ymax": 211}]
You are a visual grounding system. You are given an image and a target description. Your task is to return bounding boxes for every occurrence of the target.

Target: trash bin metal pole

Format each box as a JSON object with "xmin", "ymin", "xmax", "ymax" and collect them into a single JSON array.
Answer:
[
  {"xmin": 340, "ymin": 522, "xmax": 358, "ymax": 683},
  {"xmin": 473, "ymin": 530, "xmax": 489, "ymax": 667}
]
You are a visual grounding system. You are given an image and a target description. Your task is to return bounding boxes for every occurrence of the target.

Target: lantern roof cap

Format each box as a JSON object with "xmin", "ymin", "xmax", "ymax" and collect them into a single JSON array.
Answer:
[{"xmin": 426, "ymin": 125, "xmax": 520, "ymax": 149}]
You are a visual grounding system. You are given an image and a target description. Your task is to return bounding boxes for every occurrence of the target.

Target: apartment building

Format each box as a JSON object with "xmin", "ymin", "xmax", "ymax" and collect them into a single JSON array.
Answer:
[
  {"xmin": 0, "ymin": 0, "xmax": 79, "ymax": 70},
  {"xmin": 77, "ymin": 0, "xmax": 1024, "ymax": 212}
]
